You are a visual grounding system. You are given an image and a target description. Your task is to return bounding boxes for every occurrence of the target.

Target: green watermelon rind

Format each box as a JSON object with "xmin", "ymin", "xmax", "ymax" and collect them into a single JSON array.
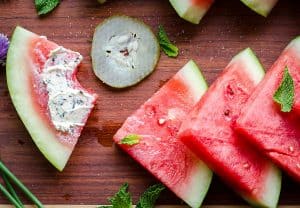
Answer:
[
  {"xmin": 231, "ymin": 48, "xmax": 282, "ymax": 208},
  {"xmin": 169, "ymin": 0, "xmax": 211, "ymax": 24},
  {"xmin": 177, "ymin": 60, "xmax": 212, "ymax": 208},
  {"xmin": 231, "ymin": 48, "xmax": 265, "ymax": 85},
  {"xmin": 179, "ymin": 60, "xmax": 208, "ymax": 102},
  {"xmin": 240, "ymin": 0, "xmax": 278, "ymax": 17},
  {"xmin": 286, "ymin": 36, "xmax": 300, "ymax": 53},
  {"xmin": 6, "ymin": 26, "xmax": 72, "ymax": 171},
  {"xmin": 245, "ymin": 165, "xmax": 281, "ymax": 208}
]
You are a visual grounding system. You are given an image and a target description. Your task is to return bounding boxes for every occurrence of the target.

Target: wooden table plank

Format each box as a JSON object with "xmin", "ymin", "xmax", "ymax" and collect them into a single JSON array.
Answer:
[
  {"xmin": 0, "ymin": 206, "xmax": 299, "ymax": 208},
  {"xmin": 0, "ymin": 0, "xmax": 299, "ymax": 206}
]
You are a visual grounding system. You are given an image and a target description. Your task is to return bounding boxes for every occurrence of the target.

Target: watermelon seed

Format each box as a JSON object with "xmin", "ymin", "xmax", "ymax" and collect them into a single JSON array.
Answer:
[
  {"xmin": 226, "ymin": 85, "xmax": 235, "ymax": 99},
  {"xmin": 296, "ymin": 164, "xmax": 300, "ymax": 169},
  {"xmin": 224, "ymin": 109, "xmax": 230, "ymax": 116},
  {"xmin": 288, "ymin": 146, "xmax": 294, "ymax": 153}
]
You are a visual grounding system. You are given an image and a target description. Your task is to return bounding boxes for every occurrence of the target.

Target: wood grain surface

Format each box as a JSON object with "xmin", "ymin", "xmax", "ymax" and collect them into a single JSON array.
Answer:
[{"xmin": 0, "ymin": 0, "xmax": 299, "ymax": 206}]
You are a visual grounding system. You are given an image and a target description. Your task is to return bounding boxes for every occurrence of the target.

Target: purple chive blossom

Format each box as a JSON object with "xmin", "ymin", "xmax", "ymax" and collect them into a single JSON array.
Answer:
[{"xmin": 0, "ymin": 33, "xmax": 9, "ymax": 66}]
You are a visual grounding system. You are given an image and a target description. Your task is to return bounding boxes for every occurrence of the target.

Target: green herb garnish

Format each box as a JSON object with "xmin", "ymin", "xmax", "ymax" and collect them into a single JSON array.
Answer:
[
  {"xmin": 273, "ymin": 67, "xmax": 295, "ymax": 112},
  {"xmin": 136, "ymin": 184, "xmax": 165, "ymax": 208},
  {"xmin": 98, "ymin": 183, "xmax": 164, "ymax": 208},
  {"xmin": 0, "ymin": 183, "xmax": 23, "ymax": 208},
  {"xmin": 35, "ymin": 0, "xmax": 60, "ymax": 15},
  {"xmin": 0, "ymin": 161, "xmax": 43, "ymax": 208},
  {"xmin": 98, "ymin": 183, "xmax": 132, "ymax": 208},
  {"xmin": 1, "ymin": 173, "xmax": 23, "ymax": 207},
  {"xmin": 158, "ymin": 25, "xmax": 179, "ymax": 58},
  {"xmin": 120, "ymin": 134, "xmax": 141, "ymax": 146}
]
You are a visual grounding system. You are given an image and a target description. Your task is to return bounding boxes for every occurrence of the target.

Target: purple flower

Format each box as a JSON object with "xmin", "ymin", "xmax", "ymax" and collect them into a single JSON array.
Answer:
[{"xmin": 0, "ymin": 33, "xmax": 9, "ymax": 66}]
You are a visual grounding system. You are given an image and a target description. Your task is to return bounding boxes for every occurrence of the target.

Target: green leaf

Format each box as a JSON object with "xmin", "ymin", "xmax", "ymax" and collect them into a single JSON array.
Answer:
[
  {"xmin": 273, "ymin": 67, "xmax": 295, "ymax": 112},
  {"xmin": 120, "ymin": 134, "xmax": 141, "ymax": 146},
  {"xmin": 136, "ymin": 184, "xmax": 165, "ymax": 208},
  {"xmin": 158, "ymin": 25, "xmax": 179, "ymax": 58},
  {"xmin": 108, "ymin": 183, "xmax": 132, "ymax": 208},
  {"xmin": 35, "ymin": 0, "xmax": 60, "ymax": 15}
]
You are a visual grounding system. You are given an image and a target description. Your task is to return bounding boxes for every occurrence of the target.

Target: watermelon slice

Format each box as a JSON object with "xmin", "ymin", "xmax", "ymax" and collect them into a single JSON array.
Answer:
[
  {"xmin": 169, "ymin": 0, "xmax": 214, "ymax": 24},
  {"xmin": 235, "ymin": 37, "xmax": 300, "ymax": 181},
  {"xmin": 6, "ymin": 26, "xmax": 97, "ymax": 171},
  {"xmin": 113, "ymin": 60, "xmax": 212, "ymax": 208},
  {"xmin": 178, "ymin": 48, "xmax": 281, "ymax": 208},
  {"xmin": 240, "ymin": 0, "xmax": 278, "ymax": 17}
]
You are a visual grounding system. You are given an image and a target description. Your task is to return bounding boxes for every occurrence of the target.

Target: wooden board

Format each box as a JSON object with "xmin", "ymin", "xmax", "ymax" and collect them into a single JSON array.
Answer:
[
  {"xmin": 0, "ymin": 0, "xmax": 299, "ymax": 206},
  {"xmin": 0, "ymin": 206, "xmax": 297, "ymax": 208}
]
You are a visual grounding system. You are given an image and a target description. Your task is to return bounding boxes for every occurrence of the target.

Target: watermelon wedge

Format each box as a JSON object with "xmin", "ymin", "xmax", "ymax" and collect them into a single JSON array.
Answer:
[
  {"xmin": 169, "ymin": 0, "xmax": 214, "ymax": 24},
  {"xmin": 113, "ymin": 60, "xmax": 212, "ymax": 208},
  {"xmin": 6, "ymin": 26, "xmax": 97, "ymax": 171},
  {"xmin": 240, "ymin": 0, "xmax": 278, "ymax": 17},
  {"xmin": 235, "ymin": 37, "xmax": 300, "ymax": 181},
  {"xmin": 178, "ymin": 48, "xmax": 281, "ymax": 207}
]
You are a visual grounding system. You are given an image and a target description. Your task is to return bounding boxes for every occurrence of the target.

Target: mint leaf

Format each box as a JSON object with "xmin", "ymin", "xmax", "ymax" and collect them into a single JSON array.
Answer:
[
  {"xmin": 273, "ymin": 67, "xmax": 295, "ymax": 112},
  {"xmin": 136, "ymin": 184, "xmax": 165, "ymax": 208},
  {"xmin": 158, "ymin": 25, "xmax": 178, "ymax": 58},
  {"xmin": 120, "ymin": 134, "xmax": 141, "ymax": 146},
  {"xmin": 35, "ymin": 0, "xmax": 60, "ymax": 15},
  {"xmin": 107, "ymin": 183, "xmax": 132, "ymax": 208}
]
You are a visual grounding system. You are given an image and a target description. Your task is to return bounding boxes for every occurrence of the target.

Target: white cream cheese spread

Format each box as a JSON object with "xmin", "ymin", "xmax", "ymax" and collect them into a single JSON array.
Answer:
[
  {"xmin": 41, "ymin": 47, "xmax": 94, "ymax": 133},
  {"xmin": 105, "ymin": 32, "xmax": 139, "ymax": 70}
]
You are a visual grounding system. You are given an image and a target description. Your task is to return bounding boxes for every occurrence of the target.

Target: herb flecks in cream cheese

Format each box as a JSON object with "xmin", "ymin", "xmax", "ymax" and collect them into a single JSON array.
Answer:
[
  {"xmin": 105, "ymin": 32, "xmax": 139, "ymax": 70},
  {"xmin": 42, "ymin": 47, "xmax": 94, "ymax": 133}
]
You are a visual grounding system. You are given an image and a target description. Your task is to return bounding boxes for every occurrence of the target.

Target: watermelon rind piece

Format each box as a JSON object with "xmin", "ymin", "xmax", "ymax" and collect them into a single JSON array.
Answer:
[
  {"xmin": 232, "ymin": 48, "xmax": 281, "ymax": 208},
  {"xmin": 240, "ymin": 0, "xmax": 278, "ymax": 17},
  {"xmin": 178, "ymin": 60, "xmax": 209, "ymax": 102},
  {"xmin": 180, "ymin": 61, "xmax": 212, "ymax": 208},
  {"xmin": 245, "ymin": 165, "xmax": 281, "ymax": 208},
  {"xmin": 231, "ymin": 47, "xmax": 265, "ymax": 85},
  {"xmin": 286, "ymin": 36, "xmax": 300, "ymax": 53},
  {"xmin": 6, "ymin": 26, "xmax": 74, "ymax": 171},
  {"xmin": 169, "ymin": 0, "xmax": 213, "ymax": 24},
  {"xmin": 114, "ymin": 60, "xmax": 212, "ymax": 208}
]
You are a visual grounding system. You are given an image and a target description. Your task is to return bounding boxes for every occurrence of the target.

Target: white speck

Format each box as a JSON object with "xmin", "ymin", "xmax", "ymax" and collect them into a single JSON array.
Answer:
[
  {"xmin": 288, "ymin": 146, "xmax": 294, "ymax": 153},
  {"xmin": 158, "ymin": 118, "xmax": 166, "ymax": 125},
  {"xmin": 243, "ymin": 163, "xmax": 250, "ymax": 169}
]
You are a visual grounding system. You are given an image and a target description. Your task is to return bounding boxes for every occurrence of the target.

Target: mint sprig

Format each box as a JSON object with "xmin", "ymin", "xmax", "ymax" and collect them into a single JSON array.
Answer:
[
  {"xmin": 35, "ymin": 0, "xmax": 60, "ymax": 15},
  {"xmin": 98, "ymin": 183, "xmax": 132, "ymax": 208},
  {"xmin": 119, "ymin": 134, "xmax": 141, "ymax": 146},
  {"xmin": 98, "ymin": 183, "xmax": 165, "ymax": 208},
  {"xmin": 136, "ymin": 184, "xmax": 165, "ymax": 208},
  {"xmin": 0, "ymin": 161, "xmax": 43, "ymax": 208},
  {"xmin": 158, "ymin": 25, "xmax": 179, "ymax": 58},
  {"xmin": 273, "ymin": 67, "xmax": 295, "ymax": 112}
]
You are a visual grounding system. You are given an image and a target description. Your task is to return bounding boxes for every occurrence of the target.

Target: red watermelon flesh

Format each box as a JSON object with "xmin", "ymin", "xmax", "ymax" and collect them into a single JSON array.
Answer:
[
  {"xmin": 235, "ymin": 37, "xmax": 300, "ymax": 181},
  {"xmin": 114, "ymin": 60, "xmax": 212, "ymax": 208},
  {"xmin": 6, "ymin": 26, "xmax": 97, "ymax": 171},
  {"xmin": 178, "ymin": 48, "xmax": 281, "ymax": 208}
]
